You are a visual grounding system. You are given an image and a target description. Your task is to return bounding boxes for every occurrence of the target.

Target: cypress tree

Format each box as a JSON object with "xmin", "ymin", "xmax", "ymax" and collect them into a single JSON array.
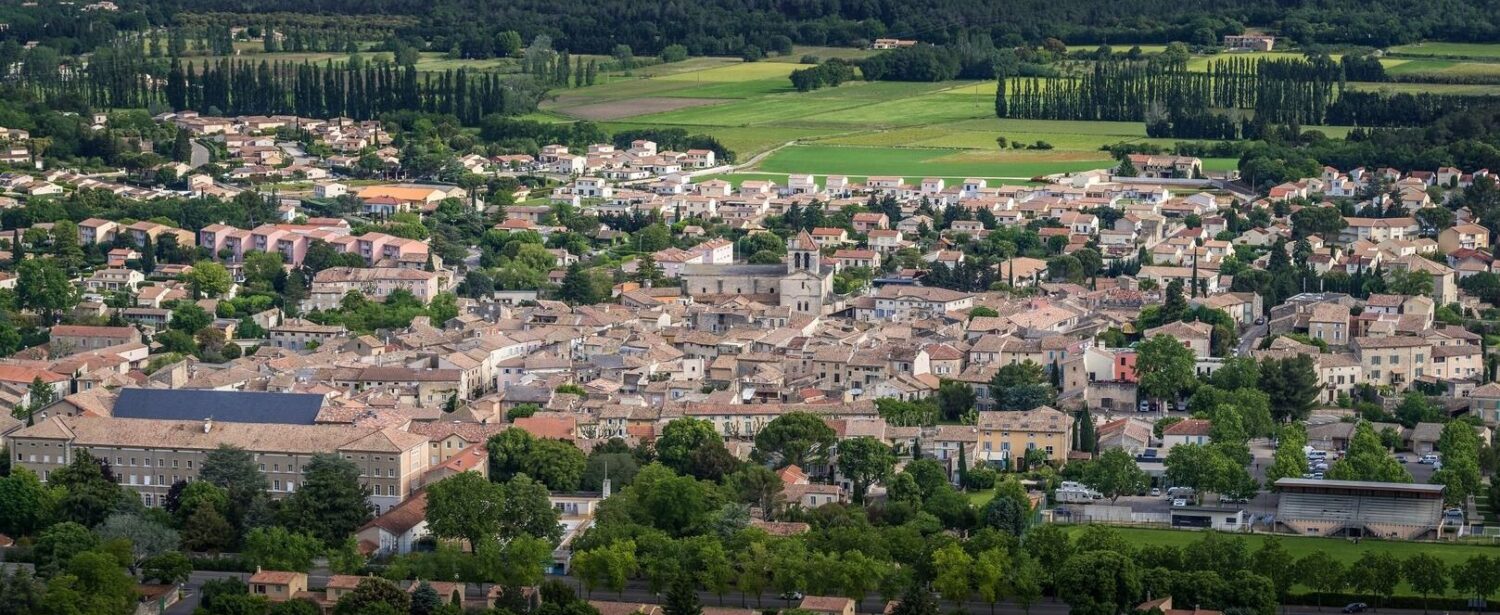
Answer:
[
  {"xmin": 957, "ymin": 446, "xmax": 969, "ymax": 488},
  {"xmin": 994, "ymin": 78, "xmax": 1007, "ymax": 118}
]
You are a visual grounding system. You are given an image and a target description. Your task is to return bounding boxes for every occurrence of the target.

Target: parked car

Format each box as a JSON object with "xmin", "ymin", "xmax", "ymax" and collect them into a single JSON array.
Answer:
[
  {"xmin": 780, "ymin": 592, "xmax": 804, "ymax": 601},
  {"xmin": 1311, "ymin": 462, "xmax": 1329, "ymax": 472},
  {"xmin": 1342, "ymin": 603, "xmax": 1367, "ymax": 614},
  {"xmin": 1420, "ymin": 454, "xmax": 1440, "ymax": 464},
  {"xmin": 1394, "ymin": 454, "xmax": 1409, "ymax": 463},
  {"xmin": 1444, "ymin": 507, "xmax": 1464, "ymax": 518},
  {"xmin": 1171, "ymin": 498, "xmax": 1188, "ymax": 507},
  {"xmin": 1150, "ymin": 488, "xmax": 1161, "ymax": 497},
  {"xmin": 1138, "ymin": 400, "xmax": 1152, "ymax": 412},
  {"xmin": 1255, "ymin": 316, "xmax": 1266, "ymax": 325}
]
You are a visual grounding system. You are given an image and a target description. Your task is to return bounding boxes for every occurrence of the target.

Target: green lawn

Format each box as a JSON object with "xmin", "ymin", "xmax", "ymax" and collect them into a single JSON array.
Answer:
[
  {"xmin": 751, "ymin": 144, "xmax": 1111, "ymax": 179},
  {"xmin": 596, "ymin": 123, "xmax": 847, "ymax": 160},
  {"xmin": 538, "ymin": 49, "xmax": 1413, "ymax": 163},
  {"xmin": 1064, "ymin": 526, "xmax": 1500, "ymax": 596},
  {"xmin": 1389, "ymin": 42, "xmax": 1500, "ymax": 59},
  {"xmin": 1347, "ymin": 81, "xmax": 1500, "ymax": 95},
  {"xmin": 768, "ymin": 46, "xmax": 879, "ymax": 63}
]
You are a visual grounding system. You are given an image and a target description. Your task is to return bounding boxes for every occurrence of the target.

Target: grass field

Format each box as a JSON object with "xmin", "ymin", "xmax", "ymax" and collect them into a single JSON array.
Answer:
[
  {"xmin": 752, "ymin": 144, "xmax": 1111, "ymax": 179},
  {"xmin": 1064, "ymin": 526, "xmax": 1500, "ymax": 596},
  {"xmin": 767, "ymin": 46, "xmax": 879, "ymax": 63},
  {"xmin": 1348, "ymin": 81, "xmax": 1500, "ymax": 95},
  {"xmin": 532, "ymin": 44, "xmax": 1498, "ymax": 178},
  {"xmin": 1390, "ymin": 42, "xmax": 1500, "ymax": 59}
]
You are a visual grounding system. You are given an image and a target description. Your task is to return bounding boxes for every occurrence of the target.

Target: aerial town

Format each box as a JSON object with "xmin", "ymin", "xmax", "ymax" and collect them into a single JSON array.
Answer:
[{"xmin": 3, "ymin": 1, "xmax": 1500, "ymax": 615}]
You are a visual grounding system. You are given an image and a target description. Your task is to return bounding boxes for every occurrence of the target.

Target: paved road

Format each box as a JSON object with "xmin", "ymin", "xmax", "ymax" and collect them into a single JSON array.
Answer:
[
  {"xmin": 190, "ymin": 141, "xmax": 210, "ymax": 168},
  {"xmin": 1237, "ymin": 322, "xmax": 1268, "ymax": 356}
]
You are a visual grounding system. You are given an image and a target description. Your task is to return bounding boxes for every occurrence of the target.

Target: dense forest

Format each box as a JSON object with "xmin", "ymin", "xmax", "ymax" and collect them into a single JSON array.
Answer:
[{"xmin": 19, "ymin": 0, "xmax": 1495, "ymax": 59}]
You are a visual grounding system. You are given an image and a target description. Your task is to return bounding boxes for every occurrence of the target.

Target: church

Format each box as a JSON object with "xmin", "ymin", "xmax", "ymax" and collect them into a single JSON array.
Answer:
[{"xmin": 679, "ymin": 231, "xmax": 835, "ymax": 314}]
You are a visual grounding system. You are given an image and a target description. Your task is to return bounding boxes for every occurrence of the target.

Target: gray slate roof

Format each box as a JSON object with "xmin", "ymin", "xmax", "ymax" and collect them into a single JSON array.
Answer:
[{"xmin": 112, "ymin": 388, "xmax": 325, "ymax": 425}]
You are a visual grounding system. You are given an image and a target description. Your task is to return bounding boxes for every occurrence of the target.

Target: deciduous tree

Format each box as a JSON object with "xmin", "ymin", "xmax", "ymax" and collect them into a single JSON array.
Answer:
[
  {"xmin": 1085, "ymin": 448, "xmax": 1149, "ymax": 502},
  {"xmin": 836, "ymin": 436, "xmax": 896, "ymax": 504},
  {"xmin": 244, "ymin": 526, "xmax": 324, "ymax": 572},
  {"xmin": 753, "ymin": 412, "xmax": 836, "ymax": 469},
  {"xmin": 277, "ymin": 453, "xmax": 372, "ymax": 547},
  {"xmin": 1405, "ymin": 553, "xmax": 1448, "ymax": 614},
  {"xmin": 1136, "ymin": 334, "xmax": 1196, "ymax": 405}
]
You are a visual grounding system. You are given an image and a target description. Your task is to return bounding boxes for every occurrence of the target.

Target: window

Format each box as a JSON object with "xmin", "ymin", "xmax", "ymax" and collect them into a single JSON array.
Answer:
[{"xmin": 1371, "ymin": 356, "xmax": 1381, "ymax": 366}]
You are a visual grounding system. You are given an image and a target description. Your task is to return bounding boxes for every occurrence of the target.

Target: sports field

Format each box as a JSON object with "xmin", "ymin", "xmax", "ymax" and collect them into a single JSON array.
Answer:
[{"xmin": 1064, "ymin": 526, "xmax": 1500, "ymax": 596}]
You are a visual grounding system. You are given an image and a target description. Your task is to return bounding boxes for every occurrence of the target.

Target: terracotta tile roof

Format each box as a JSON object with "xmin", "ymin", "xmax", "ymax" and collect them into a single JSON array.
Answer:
[
  {"xmin": 326, "ymin": 575, "xmax": 369, "ymax": 590},
  {"xmin": 512, "ymin": 416, "xmax": 576, "ymax": 440},
  {"xmin": 1164, "ymin": 418, "xmax": 1212, "ymax": 436},
  {"xmin": 249, "ymin": 570, "xmax": 304, "ymax": 585},
  {"xmin": 50, "ymin": 325, "xmax": 137, "ymax": 339},
  {"xmin": 0, "ymin": 364, "xmax": 67, "ymax": 384},
  {"xmin": 800, "ymin": 596, "xmax": 855, "ymax": 613}
]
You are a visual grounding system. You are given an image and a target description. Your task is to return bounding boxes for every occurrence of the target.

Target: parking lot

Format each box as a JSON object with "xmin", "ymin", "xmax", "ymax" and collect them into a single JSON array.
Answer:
[{"xmin": 1056, "ymin": 439, "xmax": 1444, "ymax": 520}]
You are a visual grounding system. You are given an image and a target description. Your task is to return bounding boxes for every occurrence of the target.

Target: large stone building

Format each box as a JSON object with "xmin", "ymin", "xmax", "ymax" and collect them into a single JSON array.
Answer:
[
  {"xmin": 8, "ymin": 415, "xmax": 430, "ymax": 513},
  {"xmin": 975, "ymin": 406, "xmax": 1073, "ymax": 468},
  {"xmin": 679, "ymin": 231, "xmax": 833, "ymax": 315},
  {"xmin": 305, "ymin": 267, "xmax": 442, "ymax": 310}
]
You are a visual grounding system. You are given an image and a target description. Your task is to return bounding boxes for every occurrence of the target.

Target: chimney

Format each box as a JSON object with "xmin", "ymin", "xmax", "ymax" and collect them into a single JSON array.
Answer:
[
  {"xmin": 601, "ymin": 477, "xmax": 612, "ymax": 499},
  {"xmin": 203, "ymin": 418, "xmax": 213, "ymax": 433}
]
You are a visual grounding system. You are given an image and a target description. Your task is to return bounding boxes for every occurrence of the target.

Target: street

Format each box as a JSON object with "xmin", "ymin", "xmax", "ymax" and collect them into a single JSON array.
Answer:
[
  {"xmin": 1236, "ymin": 321, "xmax": 1268, "ymax": 356},
  {"xmin": 189, "ymin": 141, "xmax": 210, "ymax": 168}
]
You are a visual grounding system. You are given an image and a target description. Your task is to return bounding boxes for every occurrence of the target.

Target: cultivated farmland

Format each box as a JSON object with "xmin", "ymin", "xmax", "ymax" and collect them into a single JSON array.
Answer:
[{"xmin": 536, "ymin": 43, "xmax": 1500, "ymax": 179}]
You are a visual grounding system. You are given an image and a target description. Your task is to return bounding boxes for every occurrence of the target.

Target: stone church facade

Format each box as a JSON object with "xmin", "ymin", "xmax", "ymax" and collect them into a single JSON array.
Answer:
[{"xmin": 680, "ymin": 231, "xmax": 834, "ymax": 314}]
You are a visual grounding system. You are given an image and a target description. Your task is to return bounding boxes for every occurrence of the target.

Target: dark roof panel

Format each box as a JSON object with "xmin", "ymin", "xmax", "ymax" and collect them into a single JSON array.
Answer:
[{"xmin": 112, "ymin": 388, "xmax": 325, "ymax": 425}]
